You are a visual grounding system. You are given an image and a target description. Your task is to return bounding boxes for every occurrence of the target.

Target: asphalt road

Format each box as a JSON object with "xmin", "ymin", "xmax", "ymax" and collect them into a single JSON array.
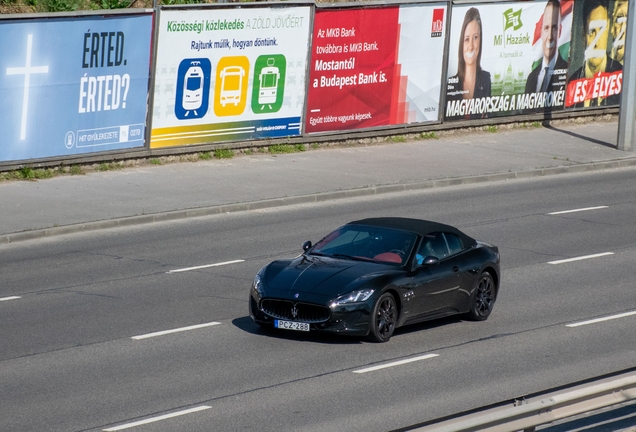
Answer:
[{"xmin": 1, "ymin": 167, "xmax": 635, "ymax": 432}]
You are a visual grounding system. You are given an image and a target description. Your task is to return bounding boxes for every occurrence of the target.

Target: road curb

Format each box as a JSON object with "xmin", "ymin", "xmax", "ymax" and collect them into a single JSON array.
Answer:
[{"xmin": 2, "ymin": 157, "xmax": 636, "ymax": 244}]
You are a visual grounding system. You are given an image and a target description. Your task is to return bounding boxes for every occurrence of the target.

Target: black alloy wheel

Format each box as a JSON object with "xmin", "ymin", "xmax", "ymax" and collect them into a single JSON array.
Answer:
[
  {"xmin": 368, "ymin": 292, "xmax": 397, "ymax": 342},
  {"xmin": 467, "ymin": 272, "xmax": 496, "ymax": 321}
]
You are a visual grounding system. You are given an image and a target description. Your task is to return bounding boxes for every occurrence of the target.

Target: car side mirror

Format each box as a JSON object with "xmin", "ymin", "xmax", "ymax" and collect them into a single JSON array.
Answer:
[
  {"xmin": 411, "ymin": 255, "xmax": 439, "ymax": 271},
  {"xmin": 302, "ymin": 240, "xmax": 312, "ymax": 252},
  {"xmin": 422, "ymin": 256, "xmax": 439, "ymax": 265},
  {"xmin": 412, "ymin": 255, "xmax": 439, "ymax": 271}
]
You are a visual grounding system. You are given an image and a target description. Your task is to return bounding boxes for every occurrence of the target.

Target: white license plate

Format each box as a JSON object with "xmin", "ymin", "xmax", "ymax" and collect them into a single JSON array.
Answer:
[{"xmin": 275, "ymin": 320, "xmax": 310, "ymax": 332}]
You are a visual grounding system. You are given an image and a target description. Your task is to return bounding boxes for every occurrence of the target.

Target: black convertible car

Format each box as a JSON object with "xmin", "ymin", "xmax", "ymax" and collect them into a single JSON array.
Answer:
[{"xmin": 249, "ymin": 217, "xmax": 500, "ymax": 342}]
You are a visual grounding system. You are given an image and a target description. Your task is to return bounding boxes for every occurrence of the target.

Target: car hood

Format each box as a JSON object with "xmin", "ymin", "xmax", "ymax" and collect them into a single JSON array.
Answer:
[{"xmin": 264, "ymin": 255, "xmax": 399, "ymax": 297}]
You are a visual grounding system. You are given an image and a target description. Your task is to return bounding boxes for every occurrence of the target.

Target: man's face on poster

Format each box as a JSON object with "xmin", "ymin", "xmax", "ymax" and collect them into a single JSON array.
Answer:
[
  {"xmin": 542, "ymin": 4, "xmax": 561, "ymax": 63},
  {"xmin": 585, "ymin": 5, "xmax": 610, "ymax": 69},
  {"xmin": 612, "ymin": 0, "xmax": 628, "ymax": 63}
]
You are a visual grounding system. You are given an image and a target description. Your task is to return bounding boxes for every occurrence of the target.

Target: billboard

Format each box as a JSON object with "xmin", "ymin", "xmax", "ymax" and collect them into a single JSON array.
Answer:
[
  {"xmin": 445, "ymin": 1, "xmax": 573, "ymax": 121},
  {"xmin": 305, "ymin": 4, "xmax": 447, "ymax": 133},
  {"xmin": 565, "ymin": 0, "xmax": 627, "ymax": 108},
  {"xmin": 150, "ymin": 6, "xmax": 311, "ymax": 148},
  {"xmin": 0, "ymin": 14, "xmax": 153, "ymax": 162}
]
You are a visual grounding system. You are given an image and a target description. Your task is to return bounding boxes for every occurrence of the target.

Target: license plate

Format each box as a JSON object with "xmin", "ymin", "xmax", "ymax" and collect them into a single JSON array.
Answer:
[{"xmin": 275, "ymin": 320, "xmax": 310, "ymax": 332}]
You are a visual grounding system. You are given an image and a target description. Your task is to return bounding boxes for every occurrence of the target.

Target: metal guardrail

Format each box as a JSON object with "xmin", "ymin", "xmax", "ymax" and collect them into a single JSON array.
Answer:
[{"xmin": 406, "ymin": 369, "xmax": 636, "ymax": 432}]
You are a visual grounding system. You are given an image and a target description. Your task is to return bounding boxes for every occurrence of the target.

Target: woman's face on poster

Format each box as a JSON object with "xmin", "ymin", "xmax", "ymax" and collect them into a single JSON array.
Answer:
[{"xmin": 463, "ymin": 19, "xmax": 480, "ymax": 66}]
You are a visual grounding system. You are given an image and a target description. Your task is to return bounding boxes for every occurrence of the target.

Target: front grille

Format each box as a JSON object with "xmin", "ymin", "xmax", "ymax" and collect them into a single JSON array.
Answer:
[{"xmin": 261, "ymin": 299, "xmax": 330, "ymax": 323}]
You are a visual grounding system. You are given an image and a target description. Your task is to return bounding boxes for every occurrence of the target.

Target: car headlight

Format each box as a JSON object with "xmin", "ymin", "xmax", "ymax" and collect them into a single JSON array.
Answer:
[
  {"xmin": 252, "ymin": 274, "xmax": 264, "ymax": 295},
  {"xmin": 330, "ymin": 289, "xmax": 374, "ymax": 307}
]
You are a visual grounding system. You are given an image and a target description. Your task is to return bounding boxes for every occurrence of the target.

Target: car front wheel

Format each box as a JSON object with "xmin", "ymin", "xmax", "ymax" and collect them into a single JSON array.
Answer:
[
  {"xmin": 467, "ymin": 272, "xmax": 496, "ymax": 321},
  {"xmin": 368, "ymin": 292, "xmax": 397, "ymax": 342}
]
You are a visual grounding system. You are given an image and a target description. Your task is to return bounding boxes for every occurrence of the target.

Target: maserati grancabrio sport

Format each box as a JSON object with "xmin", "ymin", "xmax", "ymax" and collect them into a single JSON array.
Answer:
[{"xmin": 249, "ymin": 217, "xmax": 500, "ymax": 342}]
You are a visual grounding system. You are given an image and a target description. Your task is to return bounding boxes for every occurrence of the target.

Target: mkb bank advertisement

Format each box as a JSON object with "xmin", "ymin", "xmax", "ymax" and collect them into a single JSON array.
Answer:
[
  {"xmin": 305, "ymin": 3, "xmax": 447, "ymax": 133},
  {"xmin": 0, "ymin": 13, "xmax": 153, "ymax": 162},
  {"xmin": 151, "ymin": 5, "xmax": 311, "ymax": 148},
  {"xmin": 445, "ymin": 1, "xmax": 573, "ymax": 121}
]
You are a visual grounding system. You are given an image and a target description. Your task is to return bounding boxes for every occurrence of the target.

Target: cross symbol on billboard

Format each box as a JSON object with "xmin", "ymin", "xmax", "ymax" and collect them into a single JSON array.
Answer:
[{"xmin": 6, "ymin": 34, "xmax": 49, "ymax": 141}]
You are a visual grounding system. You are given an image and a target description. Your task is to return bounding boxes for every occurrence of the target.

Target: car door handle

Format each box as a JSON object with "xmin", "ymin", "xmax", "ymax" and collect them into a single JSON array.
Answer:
[{"xmin": 453, "ymin": 266, "xmax": 459, "ymax": 272}]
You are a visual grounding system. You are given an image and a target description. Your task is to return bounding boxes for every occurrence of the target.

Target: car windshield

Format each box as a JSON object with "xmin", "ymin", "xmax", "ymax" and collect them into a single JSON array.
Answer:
[{"xmin": 311, "ymin": 224, "xmax": 417, "ymax": 266}]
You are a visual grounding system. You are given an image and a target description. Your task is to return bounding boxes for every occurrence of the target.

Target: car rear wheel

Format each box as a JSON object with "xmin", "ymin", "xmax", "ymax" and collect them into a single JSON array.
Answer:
[
  {"xmin": 368, "ymin": 292, "xmax": 397, "ymax": 343},
  {"xmin": 467, "ymin": 272, "xmax": 496, "ymax": 321}
]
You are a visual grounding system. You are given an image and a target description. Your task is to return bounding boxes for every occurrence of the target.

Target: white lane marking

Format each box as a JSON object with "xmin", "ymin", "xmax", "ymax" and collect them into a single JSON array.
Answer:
[
  {"xmin": 548, "ymin": 206, "xmax": 608, "ymax": 215},
  {"xmin": 353, "ymin": 354, "xmax": 439, "ymax": 374},
  {"xmin": 548, "ymin": 252, "xmax": 614, "ymax": 265},
  {"xmin": 566, "ymin": 311, "xmax": 636, "ymax": 328},
  {"xmin": 103, "ymin": 406, "xmax": 211, "ymax": 431},
  {"xmin": 132, "ymin": 322, "xmax": 221, "ymax": 340},
  {"xmin": 0, "ymin": 296, "xmax": 21, "ymax": 302},
  {"xmin": 167, "ymin": 259, "xmax": 245, "ymax": 274}
]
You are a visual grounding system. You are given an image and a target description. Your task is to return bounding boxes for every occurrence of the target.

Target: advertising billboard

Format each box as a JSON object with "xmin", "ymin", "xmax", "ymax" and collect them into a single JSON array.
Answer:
[
  {"xmin": 0, "ymin": 13, "xmax": 153, "ymax": 162},
  {"xmin": 150, "ymin": 5, "xmax": 311, "ymax": 148},
  {"xmin": 565, "ymin": 0, "xmax": 627, "ymax": 108},
  {"xmin": 305, "ymin": 3, "xmax": 447, "ymax": 133},
  {"xmin": 445, "ymin": 1, "xmax": 573, "ymax": 121}
]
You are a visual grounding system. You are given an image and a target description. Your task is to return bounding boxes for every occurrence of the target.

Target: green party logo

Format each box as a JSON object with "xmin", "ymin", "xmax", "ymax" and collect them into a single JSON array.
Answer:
[
  {"xmin": 503, "ymin": 8, "xmax": 523, "ymax": 32},
  {"xmin": 493, "ymin": 7, "xmax": 528, "ymax": 48}
]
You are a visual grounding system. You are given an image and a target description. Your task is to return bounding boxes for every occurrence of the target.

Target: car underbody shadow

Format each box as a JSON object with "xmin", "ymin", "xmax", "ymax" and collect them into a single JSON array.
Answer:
[
  {"xmin": 392, "ymin": 314, "xmax": 465, "ymax": 337},
  {"xmin": 232, "ymin": 316, "xmax": 364, "ymax": 345},
  {"xmin": 233, "ymin": 314, "xmax": 469, "ymax": 344}
]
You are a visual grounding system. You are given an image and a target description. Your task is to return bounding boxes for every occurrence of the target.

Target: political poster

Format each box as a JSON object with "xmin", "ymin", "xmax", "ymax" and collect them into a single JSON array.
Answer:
[
  {"xmin": 445, "ymin": 1, "xmax": 573, "ymax": 121},
  {"xmin": 150, "ymin": 6, "xmax": 311, "ymax": 148},
  {"xmin": 0, "ymin": 13, "xmax": 153, "ymax": 162},
  {"xmin": 305, "ymin": 4, "xmax": 447, "ymax": 134},
  {"xmin": 565, "ymin": 0, "xmax": 627, "ymax": 108}
]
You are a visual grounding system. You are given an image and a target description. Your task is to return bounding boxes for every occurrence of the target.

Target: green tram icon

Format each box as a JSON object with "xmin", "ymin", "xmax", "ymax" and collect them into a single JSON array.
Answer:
[
  {"xmin": 258, "ymin": 58, "xmax": 280, "ymax": 105},
  {"xmin": 251, "ymin": 55, "xmax": 286, "ymax": 114}
]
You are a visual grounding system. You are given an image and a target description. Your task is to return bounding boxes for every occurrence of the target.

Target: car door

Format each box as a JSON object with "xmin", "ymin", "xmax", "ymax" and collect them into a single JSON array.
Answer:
[
  {"xmin": 408, "ymin": 233, "xmax": 462, "ymax": 317},
  {"xmin": 442, "ymin": 232, "xmax": 475, "ymax": 309}
]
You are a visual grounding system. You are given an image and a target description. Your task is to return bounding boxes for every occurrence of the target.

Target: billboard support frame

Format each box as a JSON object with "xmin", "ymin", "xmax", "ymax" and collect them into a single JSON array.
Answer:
[{"xmin": 617, "ymin": 0, "xmax": 635, "ymax": 151}]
